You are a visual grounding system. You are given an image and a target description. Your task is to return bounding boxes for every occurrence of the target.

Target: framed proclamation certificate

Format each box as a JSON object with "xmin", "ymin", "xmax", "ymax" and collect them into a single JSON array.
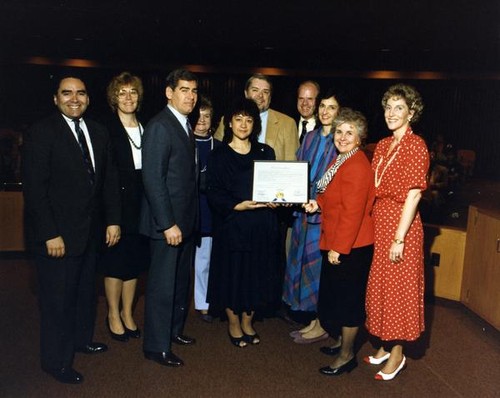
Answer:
[{"xmin": 252, "ymin": 161, "xmax": 309, "ymax": 203}]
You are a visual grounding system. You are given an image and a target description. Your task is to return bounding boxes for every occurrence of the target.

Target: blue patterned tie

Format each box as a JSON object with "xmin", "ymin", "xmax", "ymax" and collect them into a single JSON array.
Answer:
[{"xmin": 73, "ymin": 118, "xmax": 95, "ymax": 185}]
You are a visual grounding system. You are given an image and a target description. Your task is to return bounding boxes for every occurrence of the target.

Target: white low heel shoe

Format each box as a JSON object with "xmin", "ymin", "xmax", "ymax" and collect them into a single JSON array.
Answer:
[
  {"xmin": 374, "ymin": 355, "xmax": 406, "ymax": 381},
  {"xmin": 363, "ymin": 352, "xmax": 390, "ymax": 365}
]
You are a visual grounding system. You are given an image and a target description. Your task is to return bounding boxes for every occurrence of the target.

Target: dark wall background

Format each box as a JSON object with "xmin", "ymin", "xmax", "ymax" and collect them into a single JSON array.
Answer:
[{"xmin": 1, "ymin": 64, "xmax": 499, "ymax": 180}]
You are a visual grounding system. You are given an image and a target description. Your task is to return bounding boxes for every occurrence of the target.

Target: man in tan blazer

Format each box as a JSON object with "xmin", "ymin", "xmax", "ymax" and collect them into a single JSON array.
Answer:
[{"xmin": 215, "ymin": 73, "xmax": 298, "ymax": 161}]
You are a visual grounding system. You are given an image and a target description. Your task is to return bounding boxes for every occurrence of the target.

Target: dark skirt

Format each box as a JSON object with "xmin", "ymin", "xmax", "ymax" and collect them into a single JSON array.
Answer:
[
  {"xmin": 98, "ymin": 233, "xmax": 149, "ymax": 281},
  {"xmin": 318, "ymin": 245, "xmax": 373, "ymax": 328},
  {"xmin": 207, "ymin": 209, "xmax": 280, "ymax": 315}
]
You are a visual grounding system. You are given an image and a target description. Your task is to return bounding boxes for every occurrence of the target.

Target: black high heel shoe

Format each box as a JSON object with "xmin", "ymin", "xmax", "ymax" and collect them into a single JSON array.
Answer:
[
  {"xmin": 243, "ymin": 332, "xmax": 260, "ymax": 345},
  {"xmin": 106, "ymin": 317, "xmax": 128, "ymax": 342},
  {"xmin": 124, "ymin": 325, "xmax": 141, "ymax": 339},
  {"xmin": 319, "ymin": 357, "xmax": 358, "ymax": 376},
  {"xmin": 120, "ymin": 314, "xmax": 141, "ymax": 338},
  {"xmin": 228, "ymin": 332, "xmax": 247, "ymax": 348},
  {"xmin": 320, "ymin": 345, "xmax": 341, "ymax": 356}
]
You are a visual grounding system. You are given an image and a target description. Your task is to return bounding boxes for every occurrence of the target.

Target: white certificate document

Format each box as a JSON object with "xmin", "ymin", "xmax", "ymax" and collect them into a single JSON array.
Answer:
[{"xmin": 252, "ymin": 161, "xmax": 309, "ymax": 203}]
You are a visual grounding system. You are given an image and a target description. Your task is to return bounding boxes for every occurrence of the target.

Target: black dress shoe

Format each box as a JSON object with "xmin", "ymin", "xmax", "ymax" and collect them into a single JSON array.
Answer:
[
  {"xmin": 124, "ymin": 325, "xmax": 141, "ymax": 339},
  {"xmin": 42, "ymin": 367, "xmax": 84, "ymax": 384},
  {"xmin": 144, "ymin": 350, "xmax": 184, "ymax": 367},
  {"xmin": 75, "ymin": 342, "xmax": 108, "ymax": 354},
  {"xmin": 172, "ymin": 334, "xmax": 196, "ymax": 345},
  {"xmin": 319, "ymin": 357, "xmax": 358, "ymax": 376},
  {"xmin": 320, "ymin": 345, "xmax": 341, "ymax": 356},
  {"xmin": 106, "ymin": 317, "xmax": 129, "ymax": 342}
]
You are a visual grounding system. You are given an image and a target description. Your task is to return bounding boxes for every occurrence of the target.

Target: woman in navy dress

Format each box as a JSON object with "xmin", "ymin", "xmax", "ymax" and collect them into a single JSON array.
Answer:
[{"xmin": 207, "ymin": 98, "xmax": 280, "ymax": 348}]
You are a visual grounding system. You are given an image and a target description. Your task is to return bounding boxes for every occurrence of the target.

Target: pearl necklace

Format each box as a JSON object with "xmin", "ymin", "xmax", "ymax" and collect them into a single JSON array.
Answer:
[{"xmin": 125, "ymin": 124, "xmax": 143, "ymax": 150}]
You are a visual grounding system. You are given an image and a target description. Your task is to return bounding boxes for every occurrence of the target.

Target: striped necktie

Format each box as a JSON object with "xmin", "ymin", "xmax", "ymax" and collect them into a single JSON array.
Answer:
[
  {"xmin": 299, "ymin": 120, "xmax": 308, "ymax": 144},
  {"xmin": 73, "ymin": 118, "xmax": 95, "ymax": 185}
]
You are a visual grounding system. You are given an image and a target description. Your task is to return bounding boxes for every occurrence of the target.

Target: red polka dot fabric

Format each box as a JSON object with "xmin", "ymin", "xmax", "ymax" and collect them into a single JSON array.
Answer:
[{"xmin": 365, "ymin": 130, "xmax": 430, "ymax": 341}]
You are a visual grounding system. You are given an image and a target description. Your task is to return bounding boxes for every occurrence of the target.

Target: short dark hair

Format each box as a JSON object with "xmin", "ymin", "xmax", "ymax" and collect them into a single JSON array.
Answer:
[
  {"xmin": 52, "ymin": 72, "xmax": 86, "ymax": 95},
  {"xmin": 318, "ymin": 88, "xmax": 341, "ymax": 106},
  {"xmin": 244, "ymin": 73, "xmax": 273, "ymax": 94},
  {"xmin": 165, "ymin": 69, "xmax": 198, "ymax": 90},
  {"xmin": 223, "ymin": 98, "xmax": 262, "ymax": 144}
]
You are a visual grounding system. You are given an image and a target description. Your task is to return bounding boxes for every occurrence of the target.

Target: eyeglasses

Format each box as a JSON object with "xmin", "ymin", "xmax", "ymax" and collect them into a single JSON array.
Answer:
[{"xmin": 117, "ymin": 89, "xmax": 139, "ymax": 98}]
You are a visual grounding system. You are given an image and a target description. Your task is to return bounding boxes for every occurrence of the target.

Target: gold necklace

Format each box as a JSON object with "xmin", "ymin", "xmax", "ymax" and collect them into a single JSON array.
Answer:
[{"xmin": 375, "ymin": 144, "xmax": 400, "ymax": 188}]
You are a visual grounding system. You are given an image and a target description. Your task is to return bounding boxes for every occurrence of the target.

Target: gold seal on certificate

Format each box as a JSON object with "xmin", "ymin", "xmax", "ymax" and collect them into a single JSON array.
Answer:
[{"xmin": 252, "ymin": 161, "xmax": 309, "ymax": 203}]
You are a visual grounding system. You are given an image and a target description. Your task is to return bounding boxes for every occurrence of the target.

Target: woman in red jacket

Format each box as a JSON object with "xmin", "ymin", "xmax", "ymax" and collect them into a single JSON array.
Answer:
[{"xmin": 305, "ymin": 108, "xmax": 375, "ymax": 376}]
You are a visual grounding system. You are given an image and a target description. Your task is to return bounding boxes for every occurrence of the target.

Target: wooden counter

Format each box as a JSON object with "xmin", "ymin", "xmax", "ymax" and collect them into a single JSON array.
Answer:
[
  {"xmin": 460, "ymin": 202, "xmax": 500, "ymax": 330},
  {"xmin": 0, "ymin": 191, "xmax": 25, "ymax": 251},
  {"xmin": 424, "ymin": 224, "xmax": 466, "ymax": 301}
]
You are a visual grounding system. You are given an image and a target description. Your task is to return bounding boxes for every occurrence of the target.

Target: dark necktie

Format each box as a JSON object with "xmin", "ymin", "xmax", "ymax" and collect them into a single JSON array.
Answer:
[
  {"xmin": 186, "ymin": 119, "xmax": 198, "ymax": 165},
  {"xmin": 186, "ymin": 119, "xmax": 194, "ymax": 141},
  {"xmin": 73, "ymin": 118, "xmax": 95, "ymax": 185},
  {"xmin": 299, "ymin": 120, "xmax": 308, "ymax": 144}
]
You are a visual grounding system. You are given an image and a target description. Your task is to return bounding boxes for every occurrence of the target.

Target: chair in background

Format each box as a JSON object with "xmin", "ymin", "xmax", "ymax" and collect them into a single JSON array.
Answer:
[{"xmin": 457, "ymin": 149, "xmax": 476, "ymax": 180}]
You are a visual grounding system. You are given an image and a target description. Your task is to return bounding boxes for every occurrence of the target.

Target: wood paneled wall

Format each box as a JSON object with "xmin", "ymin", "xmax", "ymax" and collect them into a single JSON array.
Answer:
[{"xmin": 1, "ymin": 65, "xmax": 499, "ymax": 179}]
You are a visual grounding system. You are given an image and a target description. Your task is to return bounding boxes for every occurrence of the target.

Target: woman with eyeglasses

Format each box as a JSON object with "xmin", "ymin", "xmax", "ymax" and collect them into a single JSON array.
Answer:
[{"xmin": 99, "ymin": 71, "xmax": 149, "ymax": 342}]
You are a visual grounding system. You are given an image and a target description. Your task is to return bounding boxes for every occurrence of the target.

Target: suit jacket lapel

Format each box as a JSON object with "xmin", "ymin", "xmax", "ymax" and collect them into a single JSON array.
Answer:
[
  {"xmin": 54, "ymin": 113, "xmax": 97, "ymax": 188},
  {"xmin": 56, "ymin": 113, "xmax": 82, "ymax": 154},
  {"xmin": 164, "ymin": 107, "xmax": 193, "ymax": 152},
  {"xmin": 265, "ymin": 109, "xmax": 278, "ymax": 148},
  {"xmin": 110, "ymin": 115, "xmax": 136, "ymax": 171}
]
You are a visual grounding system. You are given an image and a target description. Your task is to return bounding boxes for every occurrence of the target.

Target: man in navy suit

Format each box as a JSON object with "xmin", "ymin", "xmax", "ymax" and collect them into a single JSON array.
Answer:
[
  {"xmin": 140, "ymin": 69, "xmax": 198, "ymax": 367},
  {"xmin": 22, "ymin": 75, "xmax": 121, "ymax": 384}
]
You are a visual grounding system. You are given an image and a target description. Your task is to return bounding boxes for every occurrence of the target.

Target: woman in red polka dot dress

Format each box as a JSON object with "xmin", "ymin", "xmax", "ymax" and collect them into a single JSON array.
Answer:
[{"xmin": 365, "ymin": 84, "xmax": 430, "ymax": 381}]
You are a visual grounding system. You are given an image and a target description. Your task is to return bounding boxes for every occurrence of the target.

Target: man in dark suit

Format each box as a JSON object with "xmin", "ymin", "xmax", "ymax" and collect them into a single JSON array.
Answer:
[
  {"xmin": 140, "ymin": 69, "xmax": 198, "ymax": 367},
  {"xmin": 22, "ymin": 75, "xmax": 121, "ymax": 384}
]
